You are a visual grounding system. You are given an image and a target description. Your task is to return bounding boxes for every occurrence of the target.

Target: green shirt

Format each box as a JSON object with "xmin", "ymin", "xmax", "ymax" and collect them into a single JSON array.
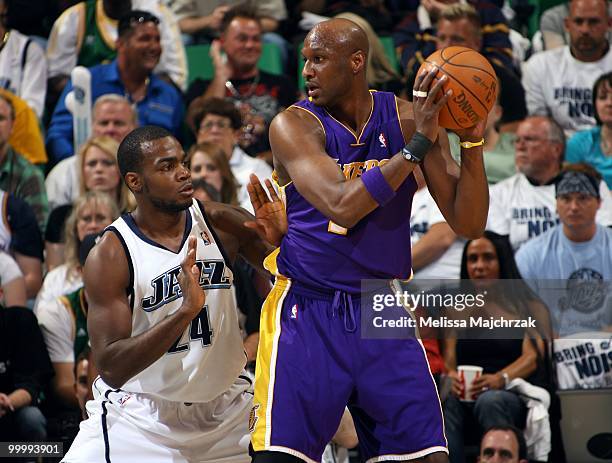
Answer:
[
  {"xmin": 59, "ymin": 287, "xmax": 89, "ymax": 361},
  {"xmin": 0, "ymin": 146, "xmax": 49, "ymax": 231},
  {"xmin": 449, "ymin": 132, "xmax": 517, "ymax": 184},
  {"xmin": 77, "ymin": 0, "xmax": 116, "ymax": 68}
]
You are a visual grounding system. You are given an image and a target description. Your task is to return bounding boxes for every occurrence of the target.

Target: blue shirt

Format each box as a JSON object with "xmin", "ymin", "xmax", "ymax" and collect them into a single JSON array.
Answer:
[
  {"xmin": 566, "ymin": 126, "xmax": 612, "ymax": 189},
  {"xmin": 46, "ymin": 60, "xmax": 184, "ymax": 162},
  {"xmin": 516, "ymin": 225, "xmax": 612, "ymax": 337}
]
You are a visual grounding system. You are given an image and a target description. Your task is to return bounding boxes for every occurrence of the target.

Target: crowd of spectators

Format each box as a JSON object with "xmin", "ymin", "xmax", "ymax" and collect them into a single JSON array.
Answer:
[{"xmin": 0, "ymin": 1, "xmax": 609, "ymax": 462}]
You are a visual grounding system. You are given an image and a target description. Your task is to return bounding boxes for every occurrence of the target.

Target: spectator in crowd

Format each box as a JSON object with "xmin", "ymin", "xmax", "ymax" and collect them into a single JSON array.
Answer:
[
  {"xmin": 478, "ymin": 426, "xmax": 528, "ymax": 463},
  {"xmin": 442, "ymin": 231, "xmax": 546, "ymax": 463},
  {"xmin": 0, "ymin": 95, "xmax": 48, "ymax": 232},
  {"xmin": 46, "ymin": 0, "xmax": 187, "ymax": 104},
  {"xmin": 393, "ymin": 0, "xmax": 515, "ymax": 83},
  {"xmin": 516, "ymin": 163, "xmax": 612, "ymax": 337},
  {"xmin": 449, "ymin": 87, "xmax": 516, "ymax": 184},
  {"xmin": 566, "ymin": 72, "xmax": 612, "ymax": 189},
  {"xmin": 185, "ymin": 4, "xmax": 298, "ymax": 157},
  {"xmin": 333, "ymin": 12, "xmax": 403, "ymax": 94},
  {"xmin": 0, "ymin": 191, "xmax": 43, "ymax": 300},
  {"xmin": 410, "ymin": 166, "xmax": 464, "ymax": 279},
  {"xmin": 74, "ymin": 348, "xmax": 91, "ymax": 420},
  {"xmin": 34, "ymin": 191, "xmax": 119, "ymax": 311},
  {"xmin": 46, "ymin": 94, "xmax": 138, "ymax": 210},
  {"xmin": 522, "ymin": 0, "xmax": 612, "ymax": 134},
  {"xmin": 539, "ymin": 1, "xmax": 612, "ymax": 51},
  {"xmin": 191, "ymin": 97, "xmax": 272, "ymax": 212},
  {"xmin": 0, "ymin": 0, "xmax": 47, "ymax": 119},
  {"xmin": 169, "ymin": 0, "xmax": 288, "ymax": 48},
  {"xmin": 46, "ymin": 10, "xmax": 184, "ymax": 163},
  {"xmin": 36, "ymin": 233, "xmax": 99, "ymax": 409},
  {"xmin": 0, "ymin": 251, "xmax": 26, "ymax": 308},
  {"xmin": 0, "ymin": 307, "xmax": 54, "ymax": 443},
  {"xmin": 0, "ymin": 89, "xmax": 47, "ymax": 166},
  {"xmin": 191, "ymin": 178, "xmax": 221, "ymax": 203},
  {"xmin": 186, "ymin": 141, "xmax": 239, "ymax": 206},
  {"xmin": 487, "ymin": 116, "xmax": 612, "ymax": 250},
  {"xmin": 406, "ymin": 4, "xmax": 526, "ymax": 131},
  {"xmin": 45, "ymin": 135, "xmax": 133, "ymax": 270}
]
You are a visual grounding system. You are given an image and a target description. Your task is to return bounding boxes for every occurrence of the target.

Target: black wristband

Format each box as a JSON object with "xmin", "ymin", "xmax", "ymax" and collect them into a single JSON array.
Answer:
[{"xmin": 401, "ymin": 132, "xmax": 434, "ymax": 163}]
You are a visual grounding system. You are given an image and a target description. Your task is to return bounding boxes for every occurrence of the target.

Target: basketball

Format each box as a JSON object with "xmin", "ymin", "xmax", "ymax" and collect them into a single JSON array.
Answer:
[{"xmin": 417, "ymin": 46, "xmax": 498, "ymax": 130}]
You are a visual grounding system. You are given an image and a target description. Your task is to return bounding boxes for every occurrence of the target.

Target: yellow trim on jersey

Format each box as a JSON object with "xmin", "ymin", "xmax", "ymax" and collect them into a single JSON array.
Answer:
[
  {"xmin": 324, "ymin": 90, "xmax": 375, "ymax": 145},
  {"xmin": 288, "ymin": 105, "xmax": 327, "ymax": 147},
  {"xmin": 263, "ymin": 247, "xmax": 281, "ymax": 276},
  {"xmin": 59, "ymin": 295, "xmax": 77, "ymax": 343},
  {"xmin": 95, "ymin": 0, "xmax": 118, "ymax": 50},
  {"xmin": 328, "ymin": 220, "xmax": 348, "ymax": 235},
  {"xmin": 75, "ymin": 3, "xmax": 86, "ymax": 57},
  {"xmin": 252, "ymin": 275, "xmax": 292, "ymax": 451}
]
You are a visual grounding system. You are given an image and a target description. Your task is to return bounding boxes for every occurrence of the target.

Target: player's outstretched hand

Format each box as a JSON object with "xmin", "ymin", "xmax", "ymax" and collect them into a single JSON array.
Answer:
[
  {"xmin": 179, "ymin": 236, "xmax": 205, "ymax": 317},
  {"xmin": 244, "ymin": 174, "xmax": 287, "ymax": 247},
  {"xmin": 413, "ymin": 68, "xmax": 452, "ymax": 142}
]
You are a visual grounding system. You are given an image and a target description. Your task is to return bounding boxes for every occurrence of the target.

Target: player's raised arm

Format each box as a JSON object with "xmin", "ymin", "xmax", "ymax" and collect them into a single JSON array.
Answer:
[
  {"xmin": 412, "ymin": 106, "xmax": 489, "ymax": 238},
  {"xmin": 271, "ymin": 69, "xmax": 450, "ymax": 229},
  {"xmin": 86, "ymin": 233, "xmax": 204, "ymax": 389}
]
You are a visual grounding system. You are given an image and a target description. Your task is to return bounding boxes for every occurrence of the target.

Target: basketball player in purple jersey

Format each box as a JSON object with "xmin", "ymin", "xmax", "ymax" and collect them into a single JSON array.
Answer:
[{"xmin": 249, "ymin": 18, "xmax": 488, "ymax": 463}]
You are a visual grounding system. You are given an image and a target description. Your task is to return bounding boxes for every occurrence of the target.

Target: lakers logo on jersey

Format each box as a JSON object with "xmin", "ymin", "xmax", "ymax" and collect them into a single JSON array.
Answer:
[
  {"xmin": 249, "ymin": 404, "xmax": 260, "ymax": 433},
  {"xmin": 141, "ymin": 260, "xmax": 231, "ymax": 311}
]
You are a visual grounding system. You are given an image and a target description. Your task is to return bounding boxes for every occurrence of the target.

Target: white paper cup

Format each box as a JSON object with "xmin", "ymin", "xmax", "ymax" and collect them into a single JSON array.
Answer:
[{"xmin": 457, "ymin": 365, "xmax": 483, "ymax": 401}]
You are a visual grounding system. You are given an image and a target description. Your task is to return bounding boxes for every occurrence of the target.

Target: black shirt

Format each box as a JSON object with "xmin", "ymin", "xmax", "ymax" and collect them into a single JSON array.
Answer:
[{"xmin": 0, "ymin": 308, "xmax": 54, "ymax": 402}]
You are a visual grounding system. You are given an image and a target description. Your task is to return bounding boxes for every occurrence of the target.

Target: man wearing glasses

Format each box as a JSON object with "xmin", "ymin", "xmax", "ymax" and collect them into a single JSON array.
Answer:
[
  {"xmin": 46, "ymin": 10, "xmax": 184, "ymax": 163},
  {"xmin": 487, "ymin": 115, "xmax": 612, "ymax": 250}
]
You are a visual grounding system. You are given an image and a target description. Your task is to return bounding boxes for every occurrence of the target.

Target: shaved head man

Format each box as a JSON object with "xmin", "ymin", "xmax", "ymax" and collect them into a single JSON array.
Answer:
[{"xmin": 247, "ymin": 16, "xmax": 490, "ymax": 463}]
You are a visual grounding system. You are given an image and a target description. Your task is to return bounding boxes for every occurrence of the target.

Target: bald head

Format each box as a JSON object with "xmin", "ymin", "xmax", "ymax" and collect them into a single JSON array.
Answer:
[{"xmin": 306, "ymin": 18, "xmax": 369, "ymax": 58}]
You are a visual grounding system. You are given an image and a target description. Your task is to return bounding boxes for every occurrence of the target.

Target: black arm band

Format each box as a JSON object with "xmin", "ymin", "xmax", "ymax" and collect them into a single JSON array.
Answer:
[{"xmin": 402, "ymin": 132, "xmax": 434, "ymax": 163}]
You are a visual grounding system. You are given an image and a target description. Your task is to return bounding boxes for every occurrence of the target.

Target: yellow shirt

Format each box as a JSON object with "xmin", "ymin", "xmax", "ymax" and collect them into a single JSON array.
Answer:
[{"xmin": 0, "ymin": 89, "xmax": 47, "ymax": 164}]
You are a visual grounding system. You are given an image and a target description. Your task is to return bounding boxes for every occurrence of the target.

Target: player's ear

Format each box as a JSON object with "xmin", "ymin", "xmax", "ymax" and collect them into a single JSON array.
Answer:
[
  {"xmin": 351, "ymin": 50, "xmax": 366, "ymax": 75},
  {"xmin": 125, "ymin": 172, "xmax": 143, "ymax": 194}
]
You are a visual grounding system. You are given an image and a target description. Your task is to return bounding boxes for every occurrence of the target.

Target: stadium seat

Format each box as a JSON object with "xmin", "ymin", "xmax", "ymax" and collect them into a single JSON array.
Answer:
[
  {"xmin": 558, "ymin": 389, "xmax": 612, "ymax": 462},
  {"xmin": 527, "ymin": 0, "xmax": 567, "ymax": 38},
  {"xmin": 186, "ymin": 43, "xmax": 283, "ymax": 86}
]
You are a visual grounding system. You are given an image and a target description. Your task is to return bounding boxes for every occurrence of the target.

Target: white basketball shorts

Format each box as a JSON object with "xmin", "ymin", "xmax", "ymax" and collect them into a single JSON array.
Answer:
[{"xmin": 62, "ymin": 374, "xmax": 252, "ymax": 462}]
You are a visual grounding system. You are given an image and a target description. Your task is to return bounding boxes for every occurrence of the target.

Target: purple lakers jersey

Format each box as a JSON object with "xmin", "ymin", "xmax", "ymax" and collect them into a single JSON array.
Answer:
[{"xmin": 276, "ymin": 90, "xmax": 417, "ymax": 293}]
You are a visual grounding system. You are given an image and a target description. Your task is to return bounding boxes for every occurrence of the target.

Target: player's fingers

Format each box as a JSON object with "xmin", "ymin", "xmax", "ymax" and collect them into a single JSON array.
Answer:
[
  {"xmin": 418, "ymin": 68, "xmax": 438, "ymax": 94},
  {"xmin": 182, "ymin": 236, "xmax": 197, "ymax": 272},
  {"xmin": 250, "ymin": 174, "xmax": 270, "ymax": 204},
  {"xmin": 424, "ymin": 74, "xmax": 447, "ymax": 106},
  {"xmin": 265, "ymin": 179, "xmax": 281, "ymax": 202},
  {"xmin": 432, "ymin": 88, "xmax": 452, "ymax": 112},
  {"xmin": 246, "ymin": 181, "xmax": 262, "ymax": 210}
]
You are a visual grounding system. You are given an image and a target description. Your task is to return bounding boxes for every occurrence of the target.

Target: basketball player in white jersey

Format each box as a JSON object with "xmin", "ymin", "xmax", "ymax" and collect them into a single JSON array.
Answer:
[{"xmin": 62, "ymin": 126, "xmax": 274, "ymax": 463}]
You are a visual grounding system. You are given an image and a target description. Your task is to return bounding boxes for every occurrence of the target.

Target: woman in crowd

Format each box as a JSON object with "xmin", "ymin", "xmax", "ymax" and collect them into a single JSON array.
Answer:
[
  {"xmin": 0, "ymin": 251, "xmax": 26, "ymax": 308},
  {"xmin": 566, "ymin": 72, "xmax": 612, "ymax": 189},
  {"xmin": 442, "ymin": 231, "xmax": 549, "ymax": 463},
  {"xmin": 187, "ymin": 142, "xmax": 239, "ymax": 206},
  {"xmin": 45, "ymin": 136, "xmax": 133, "ymax": 270},
  {"xmin": 35, "ymin": 191, "xmax": 119, "ymax": 310}
]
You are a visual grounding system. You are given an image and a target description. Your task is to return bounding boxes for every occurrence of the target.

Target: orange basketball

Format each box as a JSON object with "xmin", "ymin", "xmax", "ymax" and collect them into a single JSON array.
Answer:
[{"xmin": 417, "ymin": 46, "xmax": 498, "ymax": 130}]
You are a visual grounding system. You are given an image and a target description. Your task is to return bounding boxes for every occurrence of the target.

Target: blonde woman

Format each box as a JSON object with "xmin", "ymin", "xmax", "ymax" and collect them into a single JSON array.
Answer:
[
  {"xmin": 45, "ymin": 136, "xmax": 134, "ymax": 269},
  {"xmin": 35, "ymin": 191, "xmax": 119, "ymax": 311},
  {"xmin": 334, "ymin": 12, "xmax": 403, "ymax": 94}
]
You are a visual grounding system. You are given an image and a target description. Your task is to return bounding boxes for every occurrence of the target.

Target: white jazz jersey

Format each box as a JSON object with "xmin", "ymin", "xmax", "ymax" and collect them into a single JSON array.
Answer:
[{"xmin": 108, "ymin": 199, "xmax": 246, "ymax": 403}]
